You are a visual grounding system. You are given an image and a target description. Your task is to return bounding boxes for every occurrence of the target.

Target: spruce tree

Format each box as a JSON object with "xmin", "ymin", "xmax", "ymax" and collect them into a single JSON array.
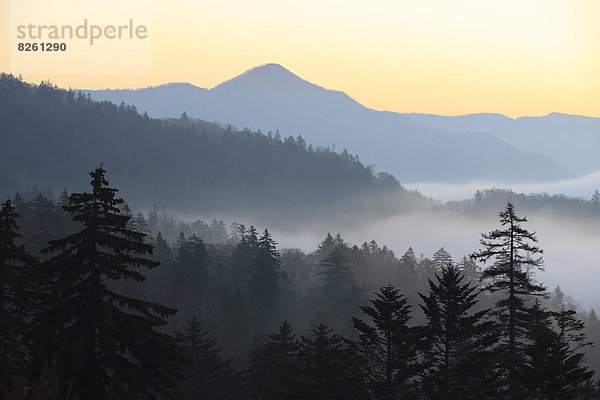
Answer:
[
  {"xmin": 169, "ymin": 233, "xmax": 210, "ymax": 327},
  {"xmin": 147, "ymin": 231, "xmax": 173, "ymax": 300},
  {"xmin": 317, "ymin": 243, "xmax": 357, "ymax": 331},
  {"xmin": 176, "ymin": 317, "xmax": 236, "ymax": 400},
  {"xmin": 352, "ymin": 284, "xmax": 420, "ymax": 399},
  {"xmin": 319, "ymin": 245, "xmax": 353, "ymax": 304},
  {"xmin": 154, "ymin": 232, "xmax": 173, "ymax": 265},
  {"xmin": 586, "ymin": 310, "xmax": 600, "ymax": 374},
  {"xmin": 419, "ymin": 265, "xmax": 497, "ymax": 399},
  {"xmin": 431, "ymin": 247, "xmax": 452, "ymax": 271},
  {"xmin": 230, "ymin": 225, "xmax": 258, "ymax": 293},
  {"xmin": 522, "ymin": 303, "xmax": 594, "ymax": 399},
  {"xmin": 471, "ymin": 203, "xmax": 546, "ymax": 399},
  {"xmin": 208, "ymin": 219, "xmax": 228, "ymax": 244},
  {"xmin": 360, "ymin": 240, "xmax": 397, "ymax": 286},
  {"xmin": 548, "ymin": 285, "xmax": 566, "ymax": 312},
  {"xmin": 128, "ymin": 212, "xmax": 151, "ymax": 238},
  {"xmin": 248, "ymin": 321, "xmax": 297, "ymax": 399},
  {"xmin": 316, "ymin": 233, "xmax": 336, "ymax": 261},
  {"xmin": 0, "ymin": 200, "xmax": 37, "ymax": 398},
  {"xmin": 218, "ymin": 288, "xmax": 252, "ymax": 359},
  {"xmin": 286, "ymin": 324, "xmax": 367, "ymax": 400},
  {"xmin": 397, "ymin": 247, "xmax": 419, "ymax": 298},
  {"xmin": 553, "ymin": 308, "xmax": 592, "ymax": 355},
  {"xmin": 169, "ymin": 232, "xmax": 192, "ymax": 307},
  {"xmin": 28, "ymin": 193, "xmax": 59, "ymax": 253},
  {"xmin": 186, "ymin": 234, "xmax": 209, "ymax": 289},
  {"xmin": 248, "ymin": 229, "xmax": 282, "ymax": 329},
  {"xmin": 457, "ymin": 255, "xmax": 481, "ymax": 285},
  {"xmin": 33, "ymin": 166, "xmax": 180, "ymax": 399},
  {"xmin": 147, "ymin": 206, "xmax": 160, "ymax": 236}
]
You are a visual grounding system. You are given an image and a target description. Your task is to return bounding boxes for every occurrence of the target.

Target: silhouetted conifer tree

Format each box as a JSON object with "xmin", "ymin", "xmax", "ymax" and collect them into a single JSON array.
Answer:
[
  {"xmin": 352, "ymin": 284, "xmax": 420, "ymax": 399},
  {"xmin": 248, "ymin": 321, "xmax": 297, "ymax": 399},
  {"xmin": 32, "ymin": 166, "xmax": 180, "ymax": 399},
  {"xmin": 176, "ymin": 317, "xmax": 236, "ymax": 400},
  {"xmin": 168, "ymin": 233, "xmax": 210, "ymax": 328},
  {"xmin": 147, "ymin": 206, "xmax": 160, "ymax": 236},
  {"xmin": 397, "ymin": 247, "xmax": 419, "ymax": 298},
  {"xmin": 419, "ymin": 265, "xmax": 497, "ymax": 399},
  {"xmin": 522, "ymin": 303, "xmax": 594, "ymax": 399},
  {"xmin": 472, "ymin": 203, "xmax": 546, "ymax": 400},
  {"xmin": 230, "ymin": 226, "xmax": 258, "ymax": 293},
  {"xmin": 218, "ymin": 288, "xmax": 252, "ymax": 359},
  {"xmin": 285, "ymin": 324, "xmax": 367, "ymax": 400},
  {"xmin": 586, "ymin": 309, "xmax": 600, "ymax": 375},
  {"xmin": 319, "ymin": 245, "xmax": 353, "ymax": 304},
  {"xmin": 248, "ymin": 229, "xmax": 282, "ymax": 329},
  {"xmin": 316, "ymin": 233, "xmax": 335, "ymax": 261},
  {"xmin": 0, "ymin": 200, "xmax": 37, "ymax": 398}
]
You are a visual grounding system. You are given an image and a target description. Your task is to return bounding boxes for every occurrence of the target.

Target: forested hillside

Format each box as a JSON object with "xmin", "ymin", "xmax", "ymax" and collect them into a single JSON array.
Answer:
[
  {"xmin": 0, "ymin": 74, "xmax": 423, "ymax": 227},
  {"xmin": 444, "ymin": 188, "xmax": 600, "ymax": 225}
]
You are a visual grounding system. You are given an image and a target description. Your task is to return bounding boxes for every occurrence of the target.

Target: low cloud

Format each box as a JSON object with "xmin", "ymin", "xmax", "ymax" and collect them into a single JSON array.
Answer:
[
  {"xmin": 404, "ymin": 171, "xmax": 600, "ymax": 202},
  {"xmin": 273, "ymin": 211, "xmax": 600, "ymax": 310}
]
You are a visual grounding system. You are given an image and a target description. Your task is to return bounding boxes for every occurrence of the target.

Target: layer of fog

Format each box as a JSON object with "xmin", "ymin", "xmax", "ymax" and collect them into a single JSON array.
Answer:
[
  {"xmin": 272, "ymin": 211, "xmax": 600, "ymax": 311},
  {"xmin": 403, "ymin": 170, "xmax": 600, "ymax": 201}
]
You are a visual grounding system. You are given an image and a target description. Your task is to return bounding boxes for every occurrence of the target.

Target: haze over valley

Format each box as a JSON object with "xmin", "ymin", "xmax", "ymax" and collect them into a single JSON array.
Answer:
[{"xmin": 3, "ymin": 71, "xmax": 598, "ymax": 311}]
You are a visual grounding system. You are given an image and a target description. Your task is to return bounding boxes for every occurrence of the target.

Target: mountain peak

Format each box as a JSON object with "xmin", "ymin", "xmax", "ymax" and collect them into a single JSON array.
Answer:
[
  {"xmin": 237, "ymin": 63, "xmax": 298, "ymax": 78},
  {"xmin": 212, "ymin": 63, "xmax": 308, "ymax": 91},
  {"xmin": 254, "ymin": 62, "xmax": 291, "ymax": 72}
]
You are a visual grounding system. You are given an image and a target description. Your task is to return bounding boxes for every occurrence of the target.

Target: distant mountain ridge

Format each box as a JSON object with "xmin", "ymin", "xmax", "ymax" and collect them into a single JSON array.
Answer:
[
  {"xmin": 403, "ymin": 112, "xmax": 600, "ymax": 177},
  {"xmin": 83, "ymin": 63, "xmax": 569, "ymax": 183}
]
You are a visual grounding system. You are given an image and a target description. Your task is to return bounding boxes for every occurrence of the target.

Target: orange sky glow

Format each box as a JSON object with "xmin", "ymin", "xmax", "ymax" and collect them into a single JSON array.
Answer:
[{"xmin": 1, "ymin": 0, "xmax": 598, "ymax": 118}]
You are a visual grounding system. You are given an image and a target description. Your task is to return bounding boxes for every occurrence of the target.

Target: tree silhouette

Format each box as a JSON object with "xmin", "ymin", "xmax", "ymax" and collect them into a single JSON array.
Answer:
[
  {"xmin": 522, "ymin": 303, "xmax": 594, "ymax": 399},
  {"xmin": 471, "ymin": 203, "xmax": 545, "ymax": 399},
  {"xmin": 33, "ymin": 166, "xmax": 180, "ymax": 399},
  {"xmin": 0, "ymin": 200, "xmax": 37, "ymax": 398},
  {"xmin": 248, "ymin": 229, "xmax": 282, "ymax": 328},
  {"xmin": 176, "ymin": 316, "xmax": 236, "ymax": 399},
  {"xmin": 419, "ymin": 265, "xmax": 497, "ymax": 399},
  {"xmin": 352, "ymin": 284, "xmax": 420, "ymax": 399},
  {"xmin": 286, "ymin": 324, "xmax": 367, "ymax": 400},
  {"xmin": 248, "ymin": 321, "xmax": 297, "ymax": 399}
]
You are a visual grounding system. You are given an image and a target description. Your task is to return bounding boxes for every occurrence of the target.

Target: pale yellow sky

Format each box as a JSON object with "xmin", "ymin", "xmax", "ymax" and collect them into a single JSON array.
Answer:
[{"xmin": 1, "ymin": 0, "xmax": 599, "ymax": 117}]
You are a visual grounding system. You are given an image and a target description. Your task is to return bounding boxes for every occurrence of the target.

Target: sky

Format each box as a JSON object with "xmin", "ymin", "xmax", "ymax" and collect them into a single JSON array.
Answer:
[{"xmin": 1, "ymin": 0, "xmax": 599, "ymax": 118}]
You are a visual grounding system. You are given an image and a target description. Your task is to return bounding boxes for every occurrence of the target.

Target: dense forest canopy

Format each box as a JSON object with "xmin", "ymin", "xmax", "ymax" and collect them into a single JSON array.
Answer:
[
  {"xmin": 1, "ymin": 168, "xmax": 599, "ymax": 399},
  {"xmin": 445, "ymin": 188, "xmax": 600, "ymax": 221},
  {"xmin": 435, "ymin": 189, "xmax": 600, "ymax": 250}
]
